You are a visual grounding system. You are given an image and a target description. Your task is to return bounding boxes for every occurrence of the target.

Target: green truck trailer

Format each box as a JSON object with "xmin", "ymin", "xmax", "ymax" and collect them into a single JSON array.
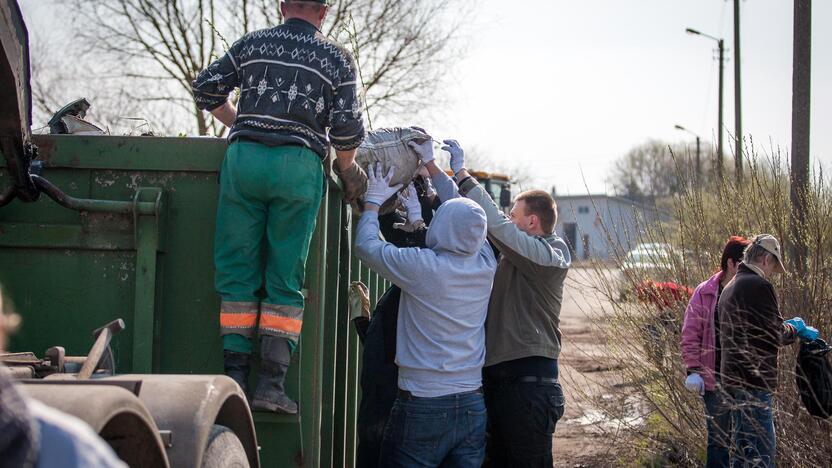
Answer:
[{"xmin": 1, "ymin": 1, "xmax": 386, "ymax": 466}]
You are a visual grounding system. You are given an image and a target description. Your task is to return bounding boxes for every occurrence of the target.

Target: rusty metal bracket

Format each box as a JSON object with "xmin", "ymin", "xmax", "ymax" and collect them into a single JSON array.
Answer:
[{"xmin": 78, "ymin": 318, "xmax": 125, "ymax": 379}]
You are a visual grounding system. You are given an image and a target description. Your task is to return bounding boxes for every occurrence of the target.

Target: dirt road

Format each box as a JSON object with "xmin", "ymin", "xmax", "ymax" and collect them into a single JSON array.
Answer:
[{"xmin": 552, "ymin": 267, "xmax": 634, "ymax": 467}]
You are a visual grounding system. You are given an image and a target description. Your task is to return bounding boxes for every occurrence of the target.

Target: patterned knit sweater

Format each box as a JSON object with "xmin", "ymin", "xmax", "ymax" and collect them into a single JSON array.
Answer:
[{"xmin": 192, "ymin": 18, "xmax": 365, "ymax": 158}]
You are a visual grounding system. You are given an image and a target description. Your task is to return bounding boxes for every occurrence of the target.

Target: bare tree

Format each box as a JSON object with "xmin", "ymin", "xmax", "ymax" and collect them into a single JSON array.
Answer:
[
  {"xmin": 48, "ymin": 0, "xmax": 468, "ymax": 136},
  {"xmin": 27, "ymin": 23, "xmax": 153, "ymax": 134},
  {"xmin": 607, "ymin": 139, "xmax": 711, "ymax": 202}
]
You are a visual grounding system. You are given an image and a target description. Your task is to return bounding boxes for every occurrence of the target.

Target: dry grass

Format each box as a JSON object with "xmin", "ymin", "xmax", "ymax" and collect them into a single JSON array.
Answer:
[{"xmin": 573, "ymin": 143, "xmax": 832, "ymax": 466}]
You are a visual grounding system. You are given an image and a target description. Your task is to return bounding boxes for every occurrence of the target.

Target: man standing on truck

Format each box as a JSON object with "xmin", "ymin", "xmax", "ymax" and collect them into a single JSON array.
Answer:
[
  {"xmin": 409, "ymin": 140, "xmax": 571, "ymax": 467},
  {"xmin": 191, "ymin": 0, "xmax": 367, "ymax": 414}
]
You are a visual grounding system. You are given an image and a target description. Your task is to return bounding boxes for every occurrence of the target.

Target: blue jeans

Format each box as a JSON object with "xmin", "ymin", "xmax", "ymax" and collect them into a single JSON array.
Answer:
[
  {"xmin": 380, "ymin": 389, "xmax": 487, "ymax": 468},
  {"xmin": 728, "ymin": 389, "xmax": 775, "ymax": 468},
  {"xmin": 703, "ymin": 390, "xmax": 731, "ymax": 468}
]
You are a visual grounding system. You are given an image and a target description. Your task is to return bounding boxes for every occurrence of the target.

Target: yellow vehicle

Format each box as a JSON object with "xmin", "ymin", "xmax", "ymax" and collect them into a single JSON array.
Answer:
[{"xmin": 446, "ymin": 170, "xmax": 513, "ymax": 212}]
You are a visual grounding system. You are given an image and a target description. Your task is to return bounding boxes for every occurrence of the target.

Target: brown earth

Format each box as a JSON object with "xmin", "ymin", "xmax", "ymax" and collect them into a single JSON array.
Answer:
[{"xmin": 552, "ymin": 267, "xmax": 638, "ymax": 467}]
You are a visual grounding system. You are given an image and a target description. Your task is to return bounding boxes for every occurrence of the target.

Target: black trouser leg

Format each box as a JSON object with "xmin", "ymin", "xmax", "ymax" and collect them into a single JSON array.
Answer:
[
  {"xmin": 483, "ymin": 358, "xmax": 566, "ymax": 468},
  {"xmin": 356, "ymin": 287, "xmax": 400, "ymax": 468}
]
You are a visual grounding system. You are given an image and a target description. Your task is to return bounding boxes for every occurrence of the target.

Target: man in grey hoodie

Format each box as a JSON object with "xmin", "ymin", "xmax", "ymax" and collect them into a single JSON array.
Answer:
[
  {"xmin": 355, "ymin": 157, "xmax": 497, "ymax": 467},
  {"xmin": 409, "ymin": 140, "xmax": 571, "ymax": 467}
]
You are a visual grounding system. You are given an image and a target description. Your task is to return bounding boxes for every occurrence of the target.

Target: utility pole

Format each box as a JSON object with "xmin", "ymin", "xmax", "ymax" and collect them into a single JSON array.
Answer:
[
  {"xmin": 685, "ymin": 27, "xmax": 726, "ymax": 181},
  {"xmin": 695, "ymin": 135, "xmax": 701, "ymax": 185},
  {"xmin": 717, "ymin": 39, "xmax": 725, "ymax": 181},
  {"xmin": 734, "ymin": 0, "xmax": 743, "ymax": 180},
  {"xmin": 674, "ymin": 124, "xmax": 701, "ymax": 187},
  {"xmin": 791, "ymin": 0, "xmax": 811, "ymax": 275}
]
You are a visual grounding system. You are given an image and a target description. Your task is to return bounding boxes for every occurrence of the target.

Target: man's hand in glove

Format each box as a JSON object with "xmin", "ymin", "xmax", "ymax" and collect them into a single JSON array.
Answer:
[
  {"xmin": 364, "ymin": 163, "xmax": 402, "ymax": 210},
  {"xmin": 408, "ymin": 139, "xmax": 435, "ymax": 165},
  {"xmin": 397, "ymin": 184, "xmax": 425, "ymax": 227},
  {"xmin": 785, "ymin": 317, "xmax": 820, "ymax": 341},
  {"xmin": 333, "ymin": 160, "xmax": 368, "ymax": 204},
  {"xmin": 442, "ymin": 139, "xmax": 466, "ymax": 176},
  {"xmin": 684, "ymin": 373, "xmax": 705, "ymax": 395}
]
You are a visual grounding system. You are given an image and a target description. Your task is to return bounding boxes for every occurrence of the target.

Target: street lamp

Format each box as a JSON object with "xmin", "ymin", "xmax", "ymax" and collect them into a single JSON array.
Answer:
[
  {"xmin": 686, "ymin": 27, "xmax": 724, "ymax": 181},
  {"xmin": 674, "ymin": 124, "xmax": 701, "ymax": 186}
]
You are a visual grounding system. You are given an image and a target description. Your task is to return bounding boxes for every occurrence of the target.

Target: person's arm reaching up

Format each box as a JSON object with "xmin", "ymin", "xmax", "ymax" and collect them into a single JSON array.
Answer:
[
  {"xmin": 354, "ymin": 165, "xmax": 432, "ymax": 295},
  {"xmin": 408, "ymin": 137, "xmax": 460, "ymax": 203},
  {"xmin": 451, "ymin": 144, "xmax": 569, "ymax": 269}
]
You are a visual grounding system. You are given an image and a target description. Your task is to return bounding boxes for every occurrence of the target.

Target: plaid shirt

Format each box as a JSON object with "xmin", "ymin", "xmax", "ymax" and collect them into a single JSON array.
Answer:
[{"xmin": 192, "ymin": 18, "xmax": 365, "ymax": 158}]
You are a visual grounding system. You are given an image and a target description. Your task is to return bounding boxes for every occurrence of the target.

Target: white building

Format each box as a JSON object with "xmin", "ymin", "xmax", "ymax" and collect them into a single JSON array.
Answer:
[{"xmin": 553, "ymin": 194, "xmax": 663, "ymax": 262}]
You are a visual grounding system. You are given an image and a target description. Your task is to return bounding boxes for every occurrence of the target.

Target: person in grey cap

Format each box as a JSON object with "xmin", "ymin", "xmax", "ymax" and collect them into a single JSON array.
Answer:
[{"xmin": 718, "ymin": 234, "xmax": 819, "ymax": 467}]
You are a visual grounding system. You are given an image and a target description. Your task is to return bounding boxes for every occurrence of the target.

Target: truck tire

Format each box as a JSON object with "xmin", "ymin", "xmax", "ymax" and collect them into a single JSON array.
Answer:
[{"xmin": 201, "ymin": 424, "xmax": 250, "ymax": 468}]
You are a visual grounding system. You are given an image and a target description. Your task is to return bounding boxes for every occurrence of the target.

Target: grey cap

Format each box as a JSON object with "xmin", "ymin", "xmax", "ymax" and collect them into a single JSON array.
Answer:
[{"xmin": 751, "ymin": 234, "xmax": 786, "ymax": 273}]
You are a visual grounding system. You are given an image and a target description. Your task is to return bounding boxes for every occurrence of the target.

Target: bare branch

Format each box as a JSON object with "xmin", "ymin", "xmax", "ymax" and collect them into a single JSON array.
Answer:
[{"xmin": 47, "ymin": 0, "xmax": 469, "ymax": 135}]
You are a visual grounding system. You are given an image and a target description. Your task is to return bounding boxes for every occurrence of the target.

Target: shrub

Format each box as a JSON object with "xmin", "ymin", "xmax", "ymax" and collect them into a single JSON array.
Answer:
[{"xmin": 580, "ymin": 143, "xmax": 832, "ymax": 466}]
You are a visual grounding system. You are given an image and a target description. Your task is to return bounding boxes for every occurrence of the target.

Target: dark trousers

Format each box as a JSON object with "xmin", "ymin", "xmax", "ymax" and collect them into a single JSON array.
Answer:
[
  {"xmin": 703, "ymin": 389, "xmax": 731, "ymax": 468},
  {"xmin": 356, "ymin": 287, "xmax": 401, "ymax": 468},
  {"xmin": 482, "ymin": 357, "xmax": 565, "ymax": 468}
]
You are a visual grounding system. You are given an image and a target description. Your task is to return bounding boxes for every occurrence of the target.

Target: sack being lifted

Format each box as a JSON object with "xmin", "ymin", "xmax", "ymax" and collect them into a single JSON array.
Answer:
[
  {"xmin": 796, "ymin": 338, "xmax": 832, "ymax": 419},
  {"xmin": 354, "ymin": 127, "xmax": 431, "ymax": 214}
]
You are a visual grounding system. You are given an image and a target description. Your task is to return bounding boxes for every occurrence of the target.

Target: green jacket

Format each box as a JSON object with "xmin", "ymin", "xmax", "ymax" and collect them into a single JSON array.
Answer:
[{"xmin": 459, "ymin": 178, "xmax": 571, "ymax": 366}]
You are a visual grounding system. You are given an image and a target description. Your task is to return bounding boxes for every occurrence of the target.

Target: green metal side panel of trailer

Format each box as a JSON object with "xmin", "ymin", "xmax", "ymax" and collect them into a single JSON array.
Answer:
[{"xmin": 0, "ymin": 134, "xmax": 386, "ymax": 467}]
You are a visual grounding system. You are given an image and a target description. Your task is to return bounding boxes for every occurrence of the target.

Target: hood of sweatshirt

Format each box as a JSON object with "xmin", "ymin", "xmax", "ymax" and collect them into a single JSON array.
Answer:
[{"xmin": 425, "ymin": 198, "xmax": 487, "ymax": 256}]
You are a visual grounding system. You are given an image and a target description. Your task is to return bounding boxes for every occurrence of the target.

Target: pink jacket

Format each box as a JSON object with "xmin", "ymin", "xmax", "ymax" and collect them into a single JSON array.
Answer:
[{"xmin": 680, "ymin": 271, "xmax": 724, "ymax": 391}]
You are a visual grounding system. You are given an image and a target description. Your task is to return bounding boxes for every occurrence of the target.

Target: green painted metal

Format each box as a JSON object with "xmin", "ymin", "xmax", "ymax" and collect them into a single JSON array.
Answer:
[
  {"xmin": 0, "ymin": 134, "xmax": 381, "ymax": 467},
  {"xmin": 131, "ymin": 187, "xmax": 163, "ymax": 373}
]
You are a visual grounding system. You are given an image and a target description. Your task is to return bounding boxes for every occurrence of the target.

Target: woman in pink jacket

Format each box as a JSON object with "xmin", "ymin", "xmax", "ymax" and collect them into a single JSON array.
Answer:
[{"xmin": 680, "ymin": 236, "xmax": 749, "ymax": 468}]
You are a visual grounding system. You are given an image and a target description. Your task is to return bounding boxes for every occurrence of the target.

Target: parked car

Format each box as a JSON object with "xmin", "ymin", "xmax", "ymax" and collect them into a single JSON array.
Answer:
[{"xmin": 617, "ymin": 245, "xmax": 682, "ymax": 301}]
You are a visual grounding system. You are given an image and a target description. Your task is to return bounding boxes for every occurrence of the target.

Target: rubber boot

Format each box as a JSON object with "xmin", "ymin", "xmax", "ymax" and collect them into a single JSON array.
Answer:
[
  {"xmin": 223, "ymin": 350, "xmax": 251, "ymax": 396},
  {"xmin": 251, "ymin": 336, "xmax": 298, "ymax": 414}
]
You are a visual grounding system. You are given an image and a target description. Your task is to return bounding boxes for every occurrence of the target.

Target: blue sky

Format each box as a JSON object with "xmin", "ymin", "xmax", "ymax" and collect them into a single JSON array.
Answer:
[{"xmin": 414, "ymin": 0, "xmax": 832, "ymax": 194}]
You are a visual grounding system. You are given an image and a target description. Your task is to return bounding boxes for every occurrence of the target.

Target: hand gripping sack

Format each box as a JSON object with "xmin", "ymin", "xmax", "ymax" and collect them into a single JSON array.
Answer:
[
  {"xmin": 354, "ymin": 127, "xmax": 431, "ymax": 214},
  {"xmin": 795, "ymin": 338, "xmax": 832, "ymax": 419}
]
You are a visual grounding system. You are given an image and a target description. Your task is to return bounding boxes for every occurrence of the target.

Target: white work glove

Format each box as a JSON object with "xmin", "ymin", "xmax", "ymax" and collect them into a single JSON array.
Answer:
[
  {"xmin": 442, "ymin": 139, "xmax": 465, "ymax": 176},
  {"xmin": 397, "ymin": 184, "xmax": 424, "ymax": 226},
  {"xmin": 684, "ymin": 373, "xmax": 705, "ymax": 395},
  {"xmin": 408, "ymin": 140, "xmax": 435, "ymax": 165},
  {"xmin": 364, "ymin": 163, "xmax": 403, "ymax": 207}
]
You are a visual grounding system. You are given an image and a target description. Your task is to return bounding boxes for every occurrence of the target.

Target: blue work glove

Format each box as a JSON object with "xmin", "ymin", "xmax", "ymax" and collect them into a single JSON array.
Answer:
[
  {"xmin": 442, "ymin": 139, "xmax": 465, "ymax": 176},
  {"xmin": 397, "ymin": 184, "xmax": 424, "ymax": 226},
  {"xmin": 408, "ymin": 140, "xmax": 435, "ymax": 165},
  {"xmin": 785, "ymin": 317, "xmax": 820, "ymax": 341},
  {"xmin": 364, "ymin": 163, "xmax": 402, "ymax": 207},
  {"xmin": 684, "ymin": 373, "xmax": 705, "ymax": 395}
]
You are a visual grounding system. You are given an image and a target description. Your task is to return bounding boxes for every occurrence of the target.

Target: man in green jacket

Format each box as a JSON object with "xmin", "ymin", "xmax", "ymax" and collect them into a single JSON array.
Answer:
[
  {"xmin": 419, "ymin": 140, "xmax": 571, "ymax": 467},
  {"xmin": 192, "ymin": 0, "xmax": 367, "ymax": 414}
]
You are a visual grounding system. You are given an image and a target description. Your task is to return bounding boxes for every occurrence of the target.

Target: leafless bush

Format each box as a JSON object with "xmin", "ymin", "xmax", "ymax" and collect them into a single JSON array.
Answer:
[{"xmin": 575, "ymin": 141, "xmax": 832, "ymax": 466}]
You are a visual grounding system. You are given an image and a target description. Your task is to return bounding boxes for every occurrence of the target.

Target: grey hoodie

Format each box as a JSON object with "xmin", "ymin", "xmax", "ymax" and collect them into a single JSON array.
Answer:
[{"xmin": 355, "ymin": 195, "xmax": 497, "ymax": 397}]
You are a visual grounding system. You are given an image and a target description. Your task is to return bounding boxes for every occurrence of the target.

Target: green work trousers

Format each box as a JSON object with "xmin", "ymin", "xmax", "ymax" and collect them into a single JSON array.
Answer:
[{"xmin": 215, "ymin": 140, "xmax": 323, "ymax": 347}]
